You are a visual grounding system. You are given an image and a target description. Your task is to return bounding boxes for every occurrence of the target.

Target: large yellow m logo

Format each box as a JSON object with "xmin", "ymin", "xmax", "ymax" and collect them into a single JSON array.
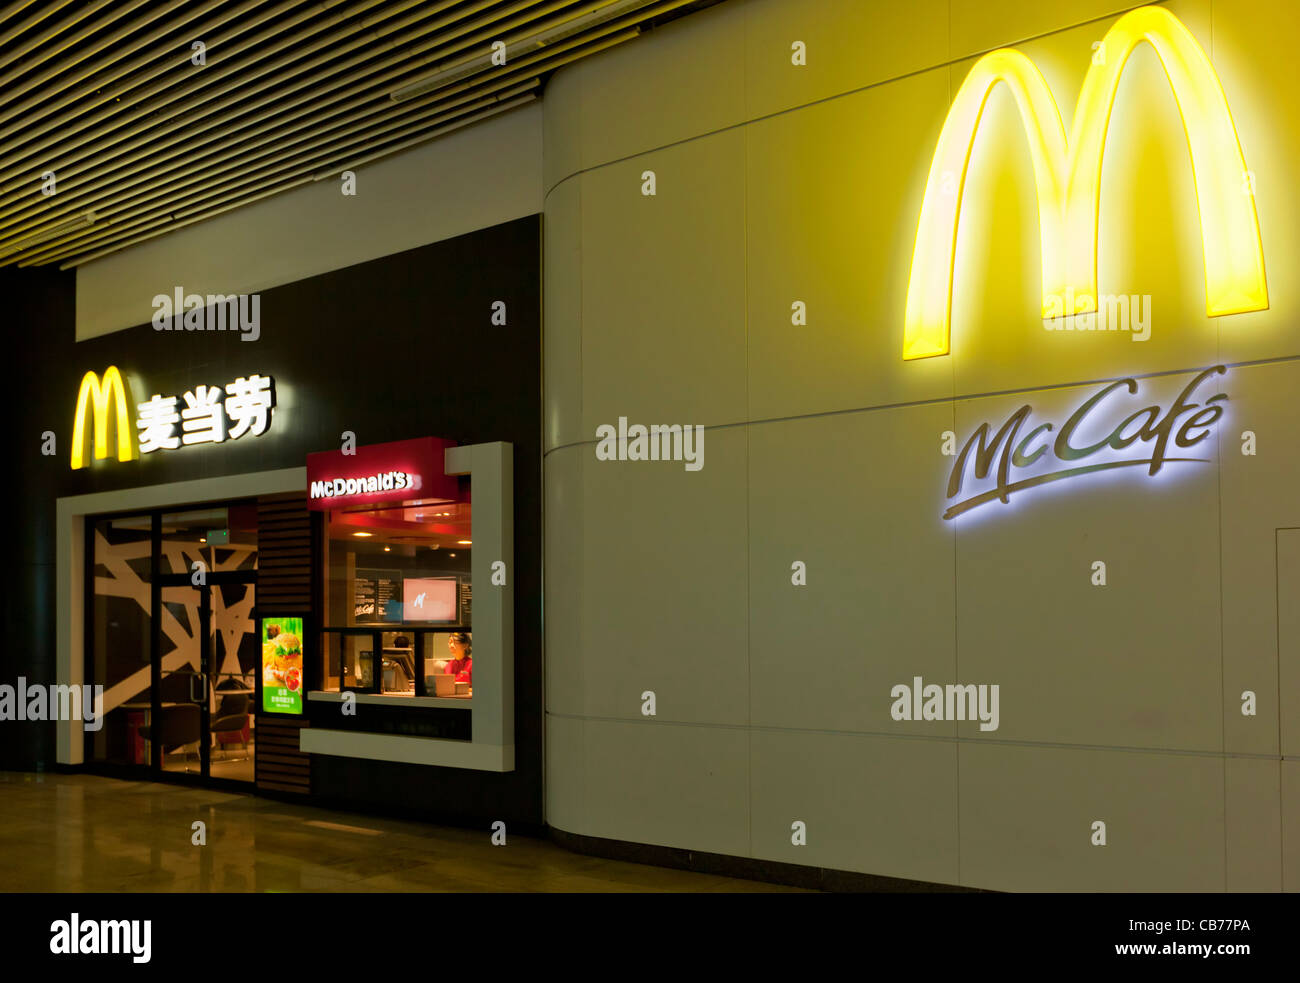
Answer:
[
  {"xmin": 71, "ymin": 366, "xmax": 137, "ymax": 469},
  {"xmin": 903, "ymin": 5, "xmax": 1267, "ymax": 360}
]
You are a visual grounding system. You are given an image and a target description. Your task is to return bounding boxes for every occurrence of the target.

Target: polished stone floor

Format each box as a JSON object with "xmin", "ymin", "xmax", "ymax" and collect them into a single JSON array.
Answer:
[{"xmin": 0, "ymin": 772, "xmax": 804, "ymax": 892}]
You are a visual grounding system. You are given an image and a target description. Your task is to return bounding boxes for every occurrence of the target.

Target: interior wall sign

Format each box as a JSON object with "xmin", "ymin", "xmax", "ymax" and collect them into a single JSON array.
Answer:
[
  {"xmin": 70, "ymin": 366, "xmax": 276, "ymax": 470},
  {"xmin": 944, "ymin": 365, "xmax": 1227, "ymax": 520},
  {"xmin": 903, "ymin": 5, "xmax": 1267, "ymax": 360}
]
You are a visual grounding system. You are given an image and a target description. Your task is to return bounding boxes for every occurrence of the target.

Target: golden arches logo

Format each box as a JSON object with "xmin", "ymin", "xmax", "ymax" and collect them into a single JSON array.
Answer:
[
  {"xmin": 71, "ymin": 366, "xmax": 137, "ymax": 469},
  {"xmin": 903, "ymin": 5, "xmax": 1267, "ymax": 360}
]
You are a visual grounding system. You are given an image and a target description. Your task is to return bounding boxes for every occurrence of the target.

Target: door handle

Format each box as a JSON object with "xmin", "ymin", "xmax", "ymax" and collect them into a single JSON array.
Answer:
[{"xmin": 190, "ymin": 672, "xmax": 204, "ymax": 705}]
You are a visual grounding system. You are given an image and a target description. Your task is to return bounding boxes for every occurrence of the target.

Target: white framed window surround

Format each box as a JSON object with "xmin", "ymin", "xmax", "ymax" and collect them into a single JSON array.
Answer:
[{"xmin": 300, "ymin": 441, "xmax": 515, "ymax": 772}]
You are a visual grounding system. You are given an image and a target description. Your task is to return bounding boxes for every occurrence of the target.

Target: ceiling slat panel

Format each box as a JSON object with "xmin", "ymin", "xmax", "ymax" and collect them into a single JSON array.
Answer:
[{"xmin": 0, "ymin": 0, "xmax": 720, "ymax": 268}]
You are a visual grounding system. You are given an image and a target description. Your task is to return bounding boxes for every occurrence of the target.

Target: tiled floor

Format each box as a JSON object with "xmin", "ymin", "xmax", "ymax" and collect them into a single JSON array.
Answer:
[{"xmin": 0, "ymin": 772, "xmax": 806, "ymax": 892}]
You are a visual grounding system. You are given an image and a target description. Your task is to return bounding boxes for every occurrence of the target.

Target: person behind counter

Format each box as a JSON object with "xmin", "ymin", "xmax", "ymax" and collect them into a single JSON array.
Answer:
[{"xmin": 447, "ymin": 632, "xmax": 472, "ymax": 685}]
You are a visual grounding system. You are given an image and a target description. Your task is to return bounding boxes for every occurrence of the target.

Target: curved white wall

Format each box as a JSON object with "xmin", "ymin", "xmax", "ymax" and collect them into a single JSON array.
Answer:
[{"xmin": 543, "ymin": 0, "xmax": 1300, "ymax": 890}]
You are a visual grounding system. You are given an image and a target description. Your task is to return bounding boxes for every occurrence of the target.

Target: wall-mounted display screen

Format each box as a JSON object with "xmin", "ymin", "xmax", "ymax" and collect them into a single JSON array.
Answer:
[
  {"xmin": 262, "ymin": 616, "xmax": 304, "ymax": 714},
  {"xmin": 402, "ymin": 577, "xmax": 457, "ymax": 622}
]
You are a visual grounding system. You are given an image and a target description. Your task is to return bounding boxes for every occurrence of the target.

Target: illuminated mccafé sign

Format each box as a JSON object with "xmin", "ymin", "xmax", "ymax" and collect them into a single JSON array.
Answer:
[
  {"xmin": 70, "ymin": 366, "xmax": 276, "ymax": 470},
  {"xmin": 903, "ymin": 5, "xmax": 1267, "ymax": 360},
  {"xmin": 944, "ymin": 366, "xmax": 1227, "ymax": 520}
]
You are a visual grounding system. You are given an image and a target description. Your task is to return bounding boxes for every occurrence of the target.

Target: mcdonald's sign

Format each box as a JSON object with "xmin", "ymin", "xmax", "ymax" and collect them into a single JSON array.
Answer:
[
  {"xmin": 903, "ymin": 5, "xmax": 1267, "ymax": 360},
  {"xmin": 70, "ymin": 366, "xmax": 137, "ymax": 470}
]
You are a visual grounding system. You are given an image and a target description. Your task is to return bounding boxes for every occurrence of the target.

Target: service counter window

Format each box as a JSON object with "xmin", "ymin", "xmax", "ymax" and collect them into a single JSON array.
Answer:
[
  {"xmin": 301, "ymin": 440, "xmax": 512, "ymax": 771},
  {"xmin": 319, "ymin": 494, "xmax": 473, "ymax": 702}
]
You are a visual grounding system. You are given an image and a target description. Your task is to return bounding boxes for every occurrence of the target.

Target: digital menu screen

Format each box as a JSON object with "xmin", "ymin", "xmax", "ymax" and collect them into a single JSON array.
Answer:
[
  {"xmin": 402, "ymin": 577, "xmax": 457, "ymax": 622},
  {"xmin": 262, "ymin": 616, "xmax": 304, "ymax": 714}
]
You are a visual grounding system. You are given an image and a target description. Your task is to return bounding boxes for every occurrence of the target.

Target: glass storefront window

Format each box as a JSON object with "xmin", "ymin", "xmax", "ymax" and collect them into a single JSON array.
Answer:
[
  {"xmin": 317, "ymin": 628, "xmax": 473, "ymax": 700},
  {"xmin": 420, "ymin": 631, "xmax": 473, "ymax": 699},
  {"xmin": 320, "ymin": 490, "xmax": 472, "ymax": 700},
  {"xmin": 88, "ymin": 514, "xmax": 153, "ymax": 768}
]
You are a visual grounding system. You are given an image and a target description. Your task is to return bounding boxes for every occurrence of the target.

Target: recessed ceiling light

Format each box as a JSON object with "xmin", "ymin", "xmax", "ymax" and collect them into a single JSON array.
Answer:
[
  {"xmin": 353, "ymin": 531, "xmax": 372, "ymax": 538},
  {"xmin": 383, "ymin": 546, "xmax": 390, "ymax": 552},
  {"xmin": 457, "ymin": 540, "xmax": 471, "ymax": 545},
  {"xmin": 448, "ymin": 553, "xmax": 456, "ymax": 558}
]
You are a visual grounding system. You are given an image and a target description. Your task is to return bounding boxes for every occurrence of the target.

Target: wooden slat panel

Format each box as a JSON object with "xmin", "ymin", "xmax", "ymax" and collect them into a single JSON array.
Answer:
[
  {"xmin": 258, "ymin": 730, "xmax": 308, "ymax": 741},
  {"xmin": 257, "ymin": 756, "xmax": 308, "ymax": 767},
  {"xmin": 256, "ymin": 492, "xmax": 314, "ymax": 617},
  {"xmin": 255, "ymin": 773, "xmax": 310, "ymax": 787},
  {"xmin": 256, "ymin": 730, "xmax": 305, "ymax": 744},
  {"xmin": 258, "ymin": 720, "xmax": 309, "ymax": 734},
  {"xmin": 256, "ymin": 779, "xmax": 310, "ymax": 794},
  {"xmin": 259, "ymin": 753, "xmax": 310, "ymax": 767},
  {"xmin": 257, "ymin": 748, "xmax": 304, "ymax": 760},
  {"xmin": 254, "ymin": 492, "xmax": 313, "ymax": 795},
  {"xmin": 257, "ymin": 718, "xmax": 309, "ymax": 732},
  {"xmin": 259, "ymin": 768, "xmax": 311, "ymax": 782},
  {"xmin": 259, "ymin": 762, "xmax": 311, "ymax": 776}
]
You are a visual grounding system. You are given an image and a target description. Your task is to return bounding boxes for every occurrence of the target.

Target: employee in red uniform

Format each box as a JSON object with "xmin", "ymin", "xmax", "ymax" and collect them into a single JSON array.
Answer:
[{"xmin": 447, "ymin": 632, "xmax": 472, "ymax": 685}]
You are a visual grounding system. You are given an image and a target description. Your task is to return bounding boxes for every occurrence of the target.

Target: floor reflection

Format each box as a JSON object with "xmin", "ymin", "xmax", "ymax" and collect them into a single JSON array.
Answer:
[{"xmin": 0, "ymin": 772, "xmax": 805, "ymax": 893}]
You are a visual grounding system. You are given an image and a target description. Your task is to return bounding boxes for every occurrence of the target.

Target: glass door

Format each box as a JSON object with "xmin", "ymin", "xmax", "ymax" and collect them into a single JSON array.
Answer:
[
  {"xmin": 154, "ymin": 587, "xmax": 207, "ymax": 778},
  {"xmin": 86, "ymin": 502, "xmax": 259, "ymax": 786},
  {"xmin": 157, "ymin": 504, "xmax": 258, "ymax": 785},
  {"xmin": 156, "ymin": 574, "xmax": 257, "ymax": 782},
  {"xmin": 208, "ymin": 573, "xmax": 257, "ymax": 782}
]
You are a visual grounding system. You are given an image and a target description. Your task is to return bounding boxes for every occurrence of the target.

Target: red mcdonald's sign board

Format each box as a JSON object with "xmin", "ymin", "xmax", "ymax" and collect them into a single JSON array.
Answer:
[{"xmin": 306, "ymin": 436, "xmax": 458, "ymax": 511}]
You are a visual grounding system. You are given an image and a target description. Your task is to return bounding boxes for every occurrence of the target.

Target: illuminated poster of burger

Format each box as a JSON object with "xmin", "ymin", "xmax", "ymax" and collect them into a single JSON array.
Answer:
[{"xmin": 261, "ymin": 616, "xmax": 304, "ymax": 714}]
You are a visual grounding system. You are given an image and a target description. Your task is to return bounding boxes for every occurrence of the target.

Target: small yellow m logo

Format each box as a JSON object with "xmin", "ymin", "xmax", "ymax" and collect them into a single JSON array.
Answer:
[
  {"xmin": 71, "ymin": 366, "xmax": 137, "ymax": 469},
  {"xmin": 903, "ymin": 5, "xmax": 1267, "ymax": 360}
]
